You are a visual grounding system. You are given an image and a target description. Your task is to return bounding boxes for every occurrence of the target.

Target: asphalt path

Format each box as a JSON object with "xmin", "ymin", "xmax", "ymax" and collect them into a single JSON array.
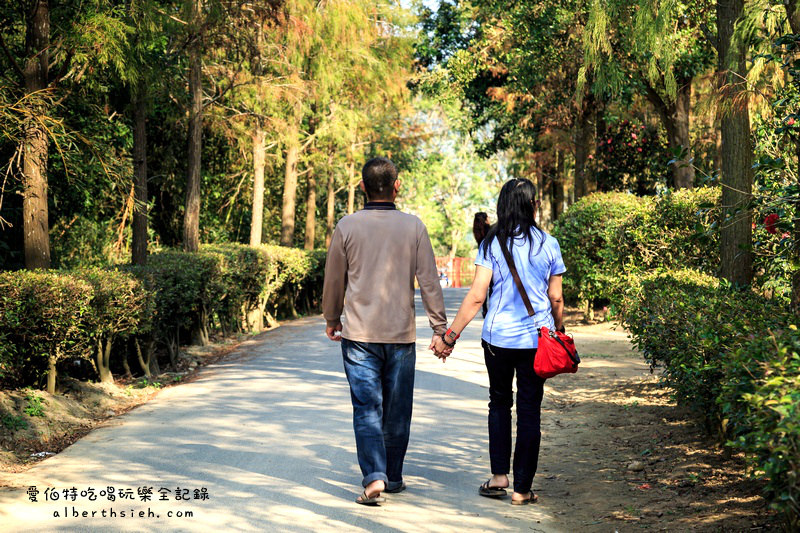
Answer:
[{"xmin": 0, "ymin": 289, "xmax": 571, "ymax": 532}]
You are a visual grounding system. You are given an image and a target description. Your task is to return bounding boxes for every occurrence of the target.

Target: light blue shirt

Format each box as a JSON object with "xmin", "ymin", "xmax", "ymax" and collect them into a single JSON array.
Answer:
[{"xmin": 475, "ymin": 229, "xmax": 566, "ymax": 349}]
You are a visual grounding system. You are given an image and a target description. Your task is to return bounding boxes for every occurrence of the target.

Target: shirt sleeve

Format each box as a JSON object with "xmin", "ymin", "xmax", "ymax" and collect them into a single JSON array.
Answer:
[
  {"xmin": 415, "ymin": 222, "xmax": 447, "ymax": 335},
  {"xmin": 549, "ymin": 238, "xmax": 567, "ymax": 277},
  {"xmin": 475, "ymin": 241, "xmax": 494, "ymax": 269},
  {"xmin": 322, "ymin": 225, "xmax": 347, "ymax": 327}
]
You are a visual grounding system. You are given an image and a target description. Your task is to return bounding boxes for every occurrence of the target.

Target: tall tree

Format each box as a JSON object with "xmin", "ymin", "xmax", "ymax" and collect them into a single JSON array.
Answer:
[
  {"xmin": 580, "ymin": 0, "xmax": 716, "ymax": 189},
  {"xmin": 183, "ymin": 0, "xmax": 204, "ymax": 252},
  {"xmin": 717, "ymin": 0, "xmax": 753, "ymax": 285},
  {"xmin": 21, "ymin": 0, "xmax": 51, "ymax": 269}
]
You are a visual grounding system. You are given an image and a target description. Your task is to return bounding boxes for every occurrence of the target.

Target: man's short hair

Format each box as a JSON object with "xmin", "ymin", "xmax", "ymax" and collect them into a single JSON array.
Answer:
[{"xmin": 362, "ymin": 157, "xmax": 398, "ymax": 199}]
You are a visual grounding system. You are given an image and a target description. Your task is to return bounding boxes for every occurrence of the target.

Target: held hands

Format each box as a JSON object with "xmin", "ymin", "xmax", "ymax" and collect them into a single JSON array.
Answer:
[{"xmin": 429, "ymin": 333, "xmax": 453, "ymax": 362}]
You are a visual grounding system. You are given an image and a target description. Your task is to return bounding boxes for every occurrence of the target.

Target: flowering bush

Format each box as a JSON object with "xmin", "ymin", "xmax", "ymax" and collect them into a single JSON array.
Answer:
[{"xmin": 590, "ymin": 120, "xmax": 670, "ymax": 194}]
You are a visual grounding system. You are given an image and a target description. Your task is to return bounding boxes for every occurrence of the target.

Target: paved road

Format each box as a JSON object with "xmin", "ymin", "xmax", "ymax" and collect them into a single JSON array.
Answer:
[{"xmin": 0, "ymin": 289, "xmax": 589, "ymax": 532}]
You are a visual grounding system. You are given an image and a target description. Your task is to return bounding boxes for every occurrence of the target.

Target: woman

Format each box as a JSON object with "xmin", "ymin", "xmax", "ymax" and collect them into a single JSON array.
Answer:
[{"xmin": 439, "ymin": 178, "xmax": 565, "ymax": 505}]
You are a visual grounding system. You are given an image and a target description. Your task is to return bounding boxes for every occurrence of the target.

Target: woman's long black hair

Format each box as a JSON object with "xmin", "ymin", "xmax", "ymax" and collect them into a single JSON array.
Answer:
[{"xmin": 482, "ymin": 178, "xmax": 545, "ymax": 260}]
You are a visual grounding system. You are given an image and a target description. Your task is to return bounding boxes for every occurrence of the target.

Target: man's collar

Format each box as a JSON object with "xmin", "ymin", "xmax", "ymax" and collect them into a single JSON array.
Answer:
[{"xmin": 364, "ymin": 201, "xmax": 396, "ymax": 210}]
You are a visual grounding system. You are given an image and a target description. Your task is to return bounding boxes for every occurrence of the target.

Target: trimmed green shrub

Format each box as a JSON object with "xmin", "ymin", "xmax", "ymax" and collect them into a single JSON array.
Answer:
[
  {"xmin": 259, "ymin": 245, "xmax": 323, "ymax": 320},
  {"xmin": 127, "ymin": 251, "xmax": 225, "ymax": 368},
  {"xmin": 75, "ymin": 268, "xmax": 153, "ymax": 383},
  {"xmin": 0, "ymin": 271, "xmax": 92, "ymax": 393},
  {"xmin": 721, "ymin": 328, "xmax": 800, "ymax": 528},
  {"xmin": 613, "ymin": 187, "xmax": 720, "ymax": 274},
  {"xmin": 616, "ymin": 269, "xmax": 792, "ymax": 434},
  {"xmin": 0, "ymin": 244, "xmax": 327, "ymax": 389},
  {"xmin": 553, "ymin": 188, "xmax": 720, "ymax": 310},
  {"xmin": 552, "ymin": 192, "xmax": 646, "ymax": 304},
  {"xmin": 202, "ymin": 243, "xmax": 270, "ymax": 334}
]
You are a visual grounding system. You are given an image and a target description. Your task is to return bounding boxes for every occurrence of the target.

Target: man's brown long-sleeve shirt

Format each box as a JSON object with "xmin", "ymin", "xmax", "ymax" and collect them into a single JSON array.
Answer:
[{"xmin": 322, "ymin": 205, "xmax": 447, "ymax": 344}]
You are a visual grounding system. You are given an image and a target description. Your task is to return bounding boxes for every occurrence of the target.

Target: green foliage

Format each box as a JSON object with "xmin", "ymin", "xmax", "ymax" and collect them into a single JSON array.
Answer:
[
  {"xmin": 616, "ymin": 269, "xmax": 792, "ymax": 433},
  {"xmin": 0, "ymin": 245, "xmax": 326, "ymax": 389},
  {"xmin": 76, "ymin": 267, "xmax": 153, "ymax": 341},
  {"xmin": 552, "ymin": 192, "xmax": 646, "ymax": 302},
  {"xmin": 721, "ymin": 327, "xmax": 800, "ymax": 527},
  {"xmin": 0, "ymin": 271, "xmax": 92, "ymax": 389},
  {"xmin": 614, "ymin": 187, "xmax": 721, "ymax": 274},
  {"xmin": 554, "ymin": 188, "xmax": 720, "ymax": 304},
  {"xmin": 591, "ymin": 120, "xmax": 669, "ymax": 194},
  {"xmin": 1, "ymin": 413, "xmax": 28, "ymax": 431},
  {"xmin": 24, "ymin": 392, "xmax": 46, "ymax": 417}
]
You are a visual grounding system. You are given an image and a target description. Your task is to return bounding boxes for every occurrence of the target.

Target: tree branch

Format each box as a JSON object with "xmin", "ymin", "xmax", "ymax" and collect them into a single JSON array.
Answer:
[
  {"xmin": 0, "ymin": 32, "xmax": 24, "ymax": 81},
  {"xmin": 700, "ymin": 23, "xmax": 719, "ymax": 52}
]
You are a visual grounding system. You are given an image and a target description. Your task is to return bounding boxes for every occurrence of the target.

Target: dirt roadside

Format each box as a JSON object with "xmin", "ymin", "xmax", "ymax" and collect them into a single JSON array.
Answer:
[{"xmin": 541, "ymin": 319, "xmax": 779, "ymax": 532}]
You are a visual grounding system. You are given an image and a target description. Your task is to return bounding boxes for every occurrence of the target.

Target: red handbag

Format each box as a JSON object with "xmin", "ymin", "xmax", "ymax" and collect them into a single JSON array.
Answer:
[
  {"xmin": 498, "ymin": 239, "xmax": 580, "ymax": 379},
  {"xmin": 534, "ymin": 326, "xmax": 580, "ymax": 378}
]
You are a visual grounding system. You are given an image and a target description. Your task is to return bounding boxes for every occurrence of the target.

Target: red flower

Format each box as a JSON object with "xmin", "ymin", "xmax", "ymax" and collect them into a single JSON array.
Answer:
[
  {"xmin": 764, "ymin": 213, "xmax": 780, "ymax": 234},
  {"xmin": 607, "ymin": 139, "xmax": 612, "ymax": 144},
  {"xmin": 637, "ymin": 147, "xmax": 643, "ymax": 152},
  {"xmin": 631, "ymin": 133, "xmax": 638, "ymax": 140},
  {"xmin": 788, "ymin": 118, "xmax": 796, "ymax": 126}
]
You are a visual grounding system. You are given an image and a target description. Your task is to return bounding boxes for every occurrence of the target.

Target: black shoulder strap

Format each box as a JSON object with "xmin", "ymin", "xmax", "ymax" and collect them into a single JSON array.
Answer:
[{"xmin": 498, "ymin": 237, "xmax": 535, "ymax": 317}]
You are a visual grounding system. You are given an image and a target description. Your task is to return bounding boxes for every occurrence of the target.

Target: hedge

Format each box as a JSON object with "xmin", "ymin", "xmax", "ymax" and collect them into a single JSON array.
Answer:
[
  {"xmin": 615, "ymin": 268, "xmax": 797, "ymax": 525},
  {"xmin": 552, "ymin": 187, "xmax": 720, "ymax": 309},
  {"xmin": 0, "ymin": 271, "xmax": 92, "ymax": 394},
  {"xmin": 0, "ymin": 244, "xmax": 326, "ymax": 391},
  {"xmin": 551, "ymin": 192, "xmax": 646, "ymax": 305},
  {"xmin": 615, "ymin": 269, "xmax": 792, "ymax": 434},
  {"xmin": 721, "ymin": 328, "xmax": 800, "ymax": 527}
]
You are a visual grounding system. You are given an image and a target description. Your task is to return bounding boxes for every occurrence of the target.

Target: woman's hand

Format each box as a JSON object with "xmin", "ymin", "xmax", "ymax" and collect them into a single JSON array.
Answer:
[{"xmin": 429, "ymin": 334, "xmax": 452, "ymax": 361}]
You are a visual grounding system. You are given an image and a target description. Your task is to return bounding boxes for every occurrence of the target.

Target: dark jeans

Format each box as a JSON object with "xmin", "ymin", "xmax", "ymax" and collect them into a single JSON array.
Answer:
[
  {"xmin": 341, "ymin": 338, "xmax": 415, "ymax": 490},
  {"xmin": 482, "ymin": 340, "xmax": 545, "ymax": 494}
]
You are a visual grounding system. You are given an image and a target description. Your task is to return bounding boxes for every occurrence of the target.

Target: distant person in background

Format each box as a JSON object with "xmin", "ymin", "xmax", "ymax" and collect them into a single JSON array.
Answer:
[{"xmin": 473, "ymin": 212, "xmax": 491, "ymax": 317}]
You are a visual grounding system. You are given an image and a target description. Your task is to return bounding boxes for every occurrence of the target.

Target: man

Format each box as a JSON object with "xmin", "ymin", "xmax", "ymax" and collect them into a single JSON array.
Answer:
[{"xmin": 322, "ymin": 156, "xmax": 450, "ymax": 505}]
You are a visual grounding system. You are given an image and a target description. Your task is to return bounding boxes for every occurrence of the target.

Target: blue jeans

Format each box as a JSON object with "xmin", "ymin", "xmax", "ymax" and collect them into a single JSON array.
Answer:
[{"xmin": 341, "ymin": 338, "xmax": 415, "ymax": 489}]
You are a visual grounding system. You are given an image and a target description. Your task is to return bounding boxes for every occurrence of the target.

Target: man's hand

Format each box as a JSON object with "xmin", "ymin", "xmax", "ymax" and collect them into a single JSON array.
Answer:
[
  {"xmin": 429, "ymin": 334, "xmax": 452, "ymax": 362},
  {"xmin": 326, "ymin": 322, "xmax": 343, "ymax": 341}
]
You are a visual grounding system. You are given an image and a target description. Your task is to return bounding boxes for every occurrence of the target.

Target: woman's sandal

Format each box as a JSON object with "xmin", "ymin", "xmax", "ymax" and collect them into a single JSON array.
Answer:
[
  {"xmin": 479, "ymin": 480, "xmax": 508, "ymax": 498},
  {"xmin": 511, "ymin": 493, "xmax": 539, "ymax": 505},
  {"xmin": 355, "ymin": 490, "xmax": 386, "ymax": 506}
]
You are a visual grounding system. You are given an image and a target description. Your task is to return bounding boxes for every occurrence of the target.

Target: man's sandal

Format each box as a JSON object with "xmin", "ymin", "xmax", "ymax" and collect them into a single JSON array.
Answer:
[
  {"xmin": 355, "ymin": 490, "xmax": 385, "ymax": 505},
  {"xmin": 479, "ymin": 480, "xmax": 507, "ymax": 498},
  {"xmin": 511, "ymin": 493, "xmax": 539, "ymax": 505}
]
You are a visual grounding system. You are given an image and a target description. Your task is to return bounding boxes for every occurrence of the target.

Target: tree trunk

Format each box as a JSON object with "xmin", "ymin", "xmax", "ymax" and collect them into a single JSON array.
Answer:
[
  {"xmin": 788, "ymin": 1, "xmax": 800, "ymax": 34},
  {"xmin": 183, "ymin": 0, "xmax": 203, "ymax": 253},
  {"xmin": 346, "ymin": 159, "xmax": 356, "ymax": 214},
  {"xmin": 304, "ymin": 170, "xmax": 316, "ymax": 250},
  {"xmin": 538, "ymin": 165, "xmax": 553, "ymax": 229},
  {"xmin": 449, "ymin": 228, "xmax": 459, "ymax": 261},
  {"xmin": 280, "ymin": 124, "xmax": 300, "ymax": 246},
  {"xmin": 134, "ymin": 338, "xmax": 152, "ymax": 379},
  {"xmin": 131, "ymin": 85, "xmax": 148, "ymax": 265},
  {"xmin": 250, "ymin": 127, "xmax": 266, "ymax": 247},
  {"xmin": 47, "ymin": 351, "xmax": 57, "ymax": 395},
  {"xmin": 22, "ymin": 0, "xmax": 51, "ymax": 270},
  {"xmin": 574, "ymin": 94, "xmax": 594, "ymax": 200},
  {"xmin": 553, "ymin": 150, "xmax": 565, "ymax": 220},
  {"xmin": 671, "ymin": 82, "xmax": 695, "ymax": 189},
  {"xmin": 645, "ymin": 80, "xmax": 695, "ymax": 189},
  {"xmin": 121, "ymin": 344, "xmax": 132, "ymax": 378},
  {"xmin": 326, "ymin": 170, "xmax": 336, "ymax": 247},
  {"xmin": 717, "ymin": 0, "xmax": 753, "ymax": 286},
  {"xmin": 96, "ymin": 338, "xmax": 113, "ymax": 383}
]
